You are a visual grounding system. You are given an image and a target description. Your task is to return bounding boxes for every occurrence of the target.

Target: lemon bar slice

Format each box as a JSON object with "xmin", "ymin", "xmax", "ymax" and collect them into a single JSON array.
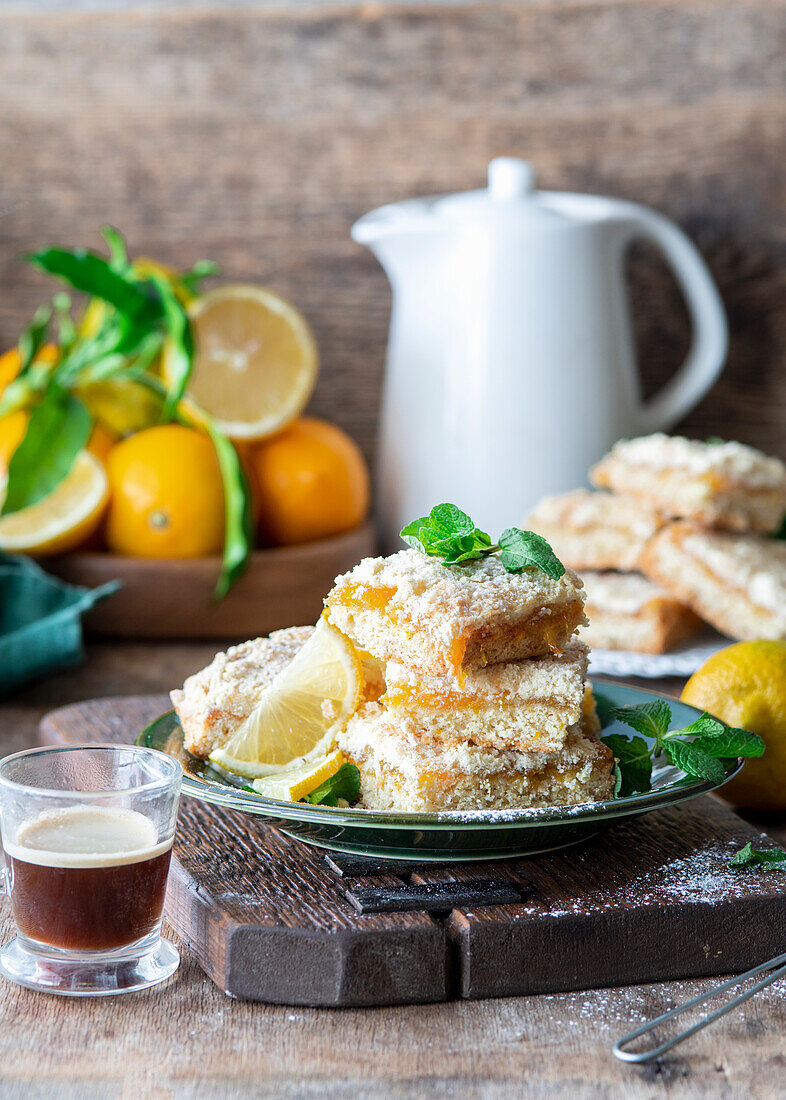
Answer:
[
  {"xmin": 336, "ymin": 705, "xmax": 614, "ymax": 813},
  {"xmin": 580, "ymin": 571, "xmax": 702, "ymax": 654},
  {"xmin": 324, "ymin": 549, "xmax": 586, "ymax": 678},
  {"xmin": 591, "ymin": 434, "xmax": 786, "ymax": 534},
  {"xmin": 527, "ymin": 489, "xmax": 664, "ymax": 572},
  {"xmin": 382, "ymin": 642, "xmax": 589, "ymax": 753},
  {"xmin": 640, "ymin": 522, "xmax": 786, "ymax": 641}
]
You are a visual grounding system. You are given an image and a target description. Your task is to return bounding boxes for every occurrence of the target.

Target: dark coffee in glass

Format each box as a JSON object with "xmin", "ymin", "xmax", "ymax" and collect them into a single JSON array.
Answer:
[
  {"xmin": 0, "ymin": 744, "xmax": 181, "ymax": 996},
  {"xmin": 7, "ymin": 806, "xmax": 172, "ymax": 951}
]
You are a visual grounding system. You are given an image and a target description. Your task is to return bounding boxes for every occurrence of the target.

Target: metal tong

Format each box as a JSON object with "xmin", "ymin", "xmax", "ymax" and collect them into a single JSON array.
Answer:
[{"xmin": 614, "ymin": 949, "xmax": 786, "ymax": 1064}]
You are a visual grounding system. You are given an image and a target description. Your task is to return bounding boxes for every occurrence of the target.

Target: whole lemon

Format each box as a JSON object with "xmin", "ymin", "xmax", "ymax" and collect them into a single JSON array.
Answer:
[
  {"xmin": 681, "ymin": 640, "xmax": 786, "ymax": 811},
  {"xmin": 248, "ymin": 417, "xmax": 369, "ymax": 546},
  {"xmin": 105, "ymin": 424, "xmax": 224, "ymax": 558}
]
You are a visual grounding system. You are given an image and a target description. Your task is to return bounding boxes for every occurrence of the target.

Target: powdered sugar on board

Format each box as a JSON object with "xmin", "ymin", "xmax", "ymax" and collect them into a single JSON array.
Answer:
[{"xmin": 511, "ymin": 828, "xmax": 786, "ymax": 919}]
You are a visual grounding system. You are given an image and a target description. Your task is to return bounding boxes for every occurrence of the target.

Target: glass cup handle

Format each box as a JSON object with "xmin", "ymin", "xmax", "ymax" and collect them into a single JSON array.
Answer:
[{"xmin": 0, "ymin": 865, "xmax": 8, "ymax": 897}]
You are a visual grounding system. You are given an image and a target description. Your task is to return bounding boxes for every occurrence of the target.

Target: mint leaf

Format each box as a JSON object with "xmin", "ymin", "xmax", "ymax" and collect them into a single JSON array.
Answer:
[
  {"xmin": 730, "ymin": 842, "xmax": 786, "ymax": 870},
  {"xmin": 601, "ymin": 734, "xmax": 653, "ymax": 796},
  {"xmin": 692, "ymin": 729, "xmax": 765, "ymax": 758},
  {"xmin": 498, "ymin": 528, "xmax": 565, "ymax": 578},
  {"xmin": 401, "ymin": 505, "xmax": 492, "ymax": 564},
  {"xmin": 429, "ymin": 503, "xmax": 475, "ymax": 539},
  {"xmin": 302, "ymin": 763, "xmax": 361, "ymax": 806},
  {"xmin": 400, "ymin": 505, "xmax": 565, "ymax": 578},
  {"xmin": 603, "ymin": 703, "xmax": 759, "ymax": 799},
  {"xmin": 674, "ymin": 713, "xmax": 726, "ymax": 738},
  {"xmin": 611, "ymin": 701, "xmax": 672, "ymax": 741},
  {"xmin": 1, "ymin": 389, "xmax": 91, "ymax": 515},
  {"xmin": 663, "ymin": 738, "xmax": 726, "ymax": 784},
  {"xmin": 668, "ymin": 712, "xmax": 765, "ymax": 758}
]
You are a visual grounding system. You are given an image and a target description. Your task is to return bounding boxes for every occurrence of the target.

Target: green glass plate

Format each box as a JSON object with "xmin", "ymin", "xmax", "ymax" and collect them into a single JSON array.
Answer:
[{"xmin": 138, "ymin": 682, "xmax": 742, "ymax": 861}]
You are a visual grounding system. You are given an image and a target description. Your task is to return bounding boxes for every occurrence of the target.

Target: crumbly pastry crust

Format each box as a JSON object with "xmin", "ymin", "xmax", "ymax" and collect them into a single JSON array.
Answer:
[
  {"xmin": 527, "ymin": 489, "xmax": 664, "ymax": 571},
  {"xmin": 381, "ymin": 642, "xmax": 588, "ymax": 752},
  {"xmin": 640, "ymin": 523, "xmax": 786, "ymax": 641},
  {"xmin": 337, "ymin": 706, "xmax": 614, "ymax": 812},
  {"xmin": 579, "ymin": 571, "xmax": 702, "ymax": 654},
  {"xmin": 591, "ymin": 434, "xmax": 786, "ymax": 533},
  {"xmin": 324, "ymin": 549, "xmax": 586, "ymax": 676},
  {"xmin": 171, "ymin": 626, "xmax": 315, "ymax": 758}
]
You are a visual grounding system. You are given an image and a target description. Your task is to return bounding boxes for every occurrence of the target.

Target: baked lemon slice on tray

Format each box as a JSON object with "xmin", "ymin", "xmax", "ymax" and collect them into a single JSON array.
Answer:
[
  {"xmin": 208, "ymin": 618, "xmax": 363, "ymax": 780},
  {"xmin": 168, "ymin": 284, "xmax": 318, "ymax": 442}
]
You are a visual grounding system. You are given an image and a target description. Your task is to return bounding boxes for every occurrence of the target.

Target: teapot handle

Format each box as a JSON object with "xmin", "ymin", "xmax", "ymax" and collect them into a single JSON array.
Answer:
[{"xmin": 611, "ymin": 204, "xmax": 728, "ymax": 434}]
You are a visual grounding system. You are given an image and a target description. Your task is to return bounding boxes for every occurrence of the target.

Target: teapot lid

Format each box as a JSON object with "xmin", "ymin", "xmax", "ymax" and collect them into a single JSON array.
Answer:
[{"xmin": 434, "ymin": 158, "xmax": 569, "ymax": 227}]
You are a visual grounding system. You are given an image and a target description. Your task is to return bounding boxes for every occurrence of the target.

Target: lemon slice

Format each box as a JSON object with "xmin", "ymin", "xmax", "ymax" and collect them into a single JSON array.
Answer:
[
  {"xmin": 169, "ymin": 285, "xmax": 318, "ymax": 441},
  {"xmin": 0, "ymin": 451, "xmax": 109, "ymax": 555},
  {"xmin": 209, "ymin": 619, "xmax": 362, "ymax": 779},
  {"xmin": 252, "ymin": 748, "xmax": 346, "ymax": 802}
]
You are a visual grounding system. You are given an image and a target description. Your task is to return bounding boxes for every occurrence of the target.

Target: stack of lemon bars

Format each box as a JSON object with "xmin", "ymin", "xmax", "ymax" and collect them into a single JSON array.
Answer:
[
  {"xmin": 527, "ymin": 434, "xmax": 786, "ymax": 654},
  {"xmin": 323, "ymin": 550, "xmax": 615, "ymax": 812}
]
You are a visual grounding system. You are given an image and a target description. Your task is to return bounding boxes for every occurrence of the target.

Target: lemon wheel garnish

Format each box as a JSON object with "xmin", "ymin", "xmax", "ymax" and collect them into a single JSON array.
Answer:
[
  {"xmin": 0, "ymin": 450, "xmax": 108, "ymax": 556},
  {"xmin": 168, "ymin": 284, "xmax": 318, "ymax": 442},
  {"xmin": 251, "ymin": 748, "xmax": 346, "ymax": 802},
  {"xmin": 209, "ymin": 619, "xmax": 362, "ymax": 779}
]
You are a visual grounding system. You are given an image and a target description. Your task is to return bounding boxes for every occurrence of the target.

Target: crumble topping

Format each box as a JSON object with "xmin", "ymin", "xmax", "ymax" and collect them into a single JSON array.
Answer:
[
  {"xmin": 327, "ymin": 549, "xmax": 584, "ymax": 646},
  {"xmin": 596, "ymin": 433, "xmax": 786, "ymax": 488}
]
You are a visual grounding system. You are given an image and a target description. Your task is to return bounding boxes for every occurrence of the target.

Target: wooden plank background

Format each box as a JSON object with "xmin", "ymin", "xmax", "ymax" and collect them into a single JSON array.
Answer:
[{"xmin": 1, "ymin": 0, "xmax": 785, "ymax": 469}]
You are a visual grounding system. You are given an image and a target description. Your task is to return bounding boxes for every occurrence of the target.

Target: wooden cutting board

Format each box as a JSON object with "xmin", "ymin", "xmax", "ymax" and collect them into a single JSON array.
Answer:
[{"xmin": 40, "ymin": 695, "xmax": 786, "ymax": 1007}]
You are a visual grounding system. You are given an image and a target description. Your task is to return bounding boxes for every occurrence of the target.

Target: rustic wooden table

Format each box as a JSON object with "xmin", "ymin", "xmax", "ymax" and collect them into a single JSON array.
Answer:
[{"xmin": 0, "ymin": 642, "xmax": 784, "ymax": 1099}]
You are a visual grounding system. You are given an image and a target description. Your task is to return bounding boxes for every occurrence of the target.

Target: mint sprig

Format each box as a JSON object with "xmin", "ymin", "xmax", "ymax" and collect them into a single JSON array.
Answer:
[
  {"xmin": 602, "ymin": 703, "xmax": 765, "ymax": 795},
  {"xmin": 400, "ymin": 504, "xmax": 565, "ymax": 578},
  {"xmin": 729, "ymin": 842, "xmax": 786, "ymax": 871},
  {"xmin": 301, "ymin": 763, "xmax": 361, "ymax": 807}
]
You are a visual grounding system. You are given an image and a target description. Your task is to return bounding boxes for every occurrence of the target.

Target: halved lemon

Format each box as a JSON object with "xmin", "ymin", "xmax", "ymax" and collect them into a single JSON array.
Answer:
[
  {"xmin": 167, "ymin": 285, "xmax": 318, "ymax": 441},
  {"xmin": 0, "ymin": 450, "xmax": 109, "ymax": 555},
  {"xmin": 251, "ymin": 748, "xmax": 346, "ymax": 802},
  {"xmin": 209, "ymin": 618, "xmax": 362, "ymax": 779}
]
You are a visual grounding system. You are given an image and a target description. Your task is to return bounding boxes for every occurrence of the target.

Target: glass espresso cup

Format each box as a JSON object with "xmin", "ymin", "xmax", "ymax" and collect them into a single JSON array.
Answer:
[{"xmin": 0, "ymin": 744, "xmax": 182, "ymax": 996}]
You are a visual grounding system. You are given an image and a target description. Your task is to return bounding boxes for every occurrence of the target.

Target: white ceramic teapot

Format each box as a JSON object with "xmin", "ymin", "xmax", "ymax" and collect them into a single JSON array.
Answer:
[{"xmin": 352, "ymin": 158, "xmax": 728, "ymax": 549}]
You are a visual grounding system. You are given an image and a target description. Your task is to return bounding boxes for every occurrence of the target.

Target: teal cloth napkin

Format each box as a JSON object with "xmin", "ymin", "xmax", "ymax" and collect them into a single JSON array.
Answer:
[{"xmin": 0, "ymin": 554, "xmax": 119, "ymax": 696}]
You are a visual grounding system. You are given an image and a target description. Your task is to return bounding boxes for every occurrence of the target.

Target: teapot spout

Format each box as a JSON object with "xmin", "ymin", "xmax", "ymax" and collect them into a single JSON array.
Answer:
[{"xmin": 351, "ymin": 198, "xmax": 439, "ymax": 285}]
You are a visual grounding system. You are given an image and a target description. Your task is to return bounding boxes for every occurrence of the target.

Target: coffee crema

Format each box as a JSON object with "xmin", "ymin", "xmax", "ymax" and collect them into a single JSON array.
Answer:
[{"xmin": 5, "ymin": 806, "xmax": 172, "ymax": 952}]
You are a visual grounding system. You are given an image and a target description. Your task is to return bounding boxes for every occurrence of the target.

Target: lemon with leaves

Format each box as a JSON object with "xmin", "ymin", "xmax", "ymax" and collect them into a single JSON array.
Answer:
[{"xmin": 682, "ymin": 640, "xmax": 786, "ymax": 810}]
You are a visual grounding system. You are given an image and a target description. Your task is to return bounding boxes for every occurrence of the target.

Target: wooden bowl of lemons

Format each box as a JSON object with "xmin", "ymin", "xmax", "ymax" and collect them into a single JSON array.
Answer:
[{"xmin": 0, "ymin": 250, "xmax": 375, "ymax": 639}]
